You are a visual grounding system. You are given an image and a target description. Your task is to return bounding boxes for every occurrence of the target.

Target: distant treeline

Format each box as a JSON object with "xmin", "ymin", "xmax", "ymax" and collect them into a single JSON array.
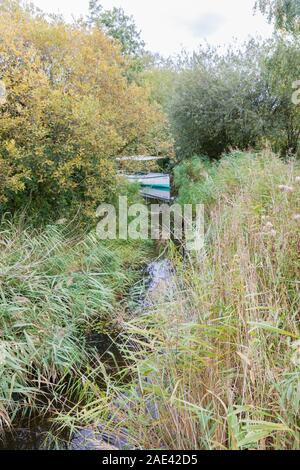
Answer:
[
  {"xmin": 140, "ymin": 1, "xmax": 300, "ymax": 161},
  {"xmin": 162, "ymin": 37, "xmax": 300, "ymax": 160}
]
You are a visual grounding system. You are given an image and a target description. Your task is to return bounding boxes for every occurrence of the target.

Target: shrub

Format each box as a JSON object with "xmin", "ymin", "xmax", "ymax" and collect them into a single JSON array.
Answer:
[
  {"xmin": 169, "ymin": 38, "xmax": 300, "ymax": 160},
  {"xmin": 0, "ymin": 2, "xmax": 170, "ymax": 218}
]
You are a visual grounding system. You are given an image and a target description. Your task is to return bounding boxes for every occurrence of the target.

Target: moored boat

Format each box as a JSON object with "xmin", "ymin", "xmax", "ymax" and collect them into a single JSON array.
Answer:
[{"xmin": 125, "ymin": 173, "xmax": 170, "ymax": 189}]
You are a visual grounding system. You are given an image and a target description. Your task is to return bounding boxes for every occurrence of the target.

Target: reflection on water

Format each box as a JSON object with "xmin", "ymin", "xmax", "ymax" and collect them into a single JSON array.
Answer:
[
  {"xmin": 71, "ymin": 426, "xmax": 130, "ymax": 450},
  {"xmin": 146, "ymin": 259, "xmax": 173, "ymax": 292}
]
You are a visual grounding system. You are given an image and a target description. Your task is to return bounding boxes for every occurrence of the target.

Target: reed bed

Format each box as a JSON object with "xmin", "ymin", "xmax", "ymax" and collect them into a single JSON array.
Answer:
[
  {"xmin": 0, "ymin": 219, "xmax": 152, "ymax": 442},
  {"xmin": 60, "ymin": 150, "xmax": 300, "ymax": 450}
]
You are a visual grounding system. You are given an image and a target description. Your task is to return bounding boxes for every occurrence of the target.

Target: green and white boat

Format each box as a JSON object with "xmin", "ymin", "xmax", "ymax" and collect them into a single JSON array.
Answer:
[{"xmin": 126, "ymin": 173, "xmax": 170, "ymax": 189}]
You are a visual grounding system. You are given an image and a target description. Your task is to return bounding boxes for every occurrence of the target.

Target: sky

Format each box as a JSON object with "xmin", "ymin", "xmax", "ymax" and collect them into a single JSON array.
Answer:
[{"xmin": 32, "ymin": 0, "xmax": 274, "ymax": 56}]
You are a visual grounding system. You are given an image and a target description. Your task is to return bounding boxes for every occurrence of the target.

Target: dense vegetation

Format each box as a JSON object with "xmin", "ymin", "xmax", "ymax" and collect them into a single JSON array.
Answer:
[
  {"xmin": 0, "ymin": 0, "xmax": 299, "ymax": 451},
  {"xmin": 167, "ymin": 37, "xmax": 300, "ymax": 160},
  {"xmin": 256, "ymin": 0, "xmax": 300, "ymax": 33},
  {"xmin": 137, "ymin": 1, "xmax": 300, "ymax": 162},
  {"xmin": 0, "ymin": 1, "xmax": 170, "ymax": 218},
  {"xmin": 72, "ymin": 150, "xmax": 299, "ymax": 450},
  {"xmin": 0, "ymin": 218, "xmax": 153, "ymax": 438}
]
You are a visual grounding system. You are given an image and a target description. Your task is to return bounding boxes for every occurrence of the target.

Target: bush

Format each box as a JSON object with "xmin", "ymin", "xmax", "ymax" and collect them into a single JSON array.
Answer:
[
  {"xmin": 0, "ymin": 2, "xmax": 170, "ymax": 218},
  {"xmin": 169, "ymin": 39, "xmax": 300, "ymax": 160}
]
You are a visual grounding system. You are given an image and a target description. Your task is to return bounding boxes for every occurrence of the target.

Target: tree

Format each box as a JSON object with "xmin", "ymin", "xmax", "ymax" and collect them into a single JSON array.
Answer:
[
  {"xmin": 261, "ymin": 37, "xmax": 300, "ymax": 155},
  {"xmin": 88, "ymin": 1, "xmax": 145, "ymax": 57},
  {"xmin": 255, "ymin": 0, "xmax": 300, "ymax": 33},
  {"xmin": 139, "ymin": 54, "xmax": 179, "ymax": 109},
  {"xmin": 169, "ymin": 39, "xmax": 300, "ymax": 160},
  {"xmin": 0, "ymin": 1, "xmax": 170, "ymax": 218},
  {"xmin": 170, "ymin": 43, "xmax": 269, "ymax": 160}
]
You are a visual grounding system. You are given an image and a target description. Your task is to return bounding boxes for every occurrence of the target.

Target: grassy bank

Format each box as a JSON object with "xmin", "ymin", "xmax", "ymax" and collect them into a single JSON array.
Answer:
[
  {"xmin": 0, "ymin": 218, "xmax": 153, "ymax": 440},
  {"xmin": 64, "ymin": 150, "xmax": 300, "ymax": 450}
]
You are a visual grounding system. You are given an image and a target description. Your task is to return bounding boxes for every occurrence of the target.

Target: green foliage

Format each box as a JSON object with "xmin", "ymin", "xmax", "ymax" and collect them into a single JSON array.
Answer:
[
  {"xmin": 174, "ymin": 149, "xmax": 292, "ymax": 209},
  {"xmin": 140, "ymin": 55, "xmax": 179, "ymax": 109},
  {"xmin": 256, "ymin": 0, "xmax": 300, "ymax": 33},
  {"xmin": 0, "ymin": 218, "xmax": 153, "ymax": 430},
  {"xmin": 173, "ymin": 155, "xmax": 213, "ymax": 205},
  {"xmin": 80, "ymin": 150, "xmax": 300, "ymax": 450},
  {"xmin": 262, "ymin": 38, "xmax": 300, "ymax": 155},
  {"xmin": 88, "ymin": 1, "xmax": 145, "ymax": 57},
  {"xmin": 169, "ymin": 38, "xmax": 300, "ymax": 160},
  {"xmin": 0, "ymin": 1, "xmax": 171, "ymax": 218},
  {"xmin": 88, "ymin": 0, "xmax": 147, "ymax": 82}
]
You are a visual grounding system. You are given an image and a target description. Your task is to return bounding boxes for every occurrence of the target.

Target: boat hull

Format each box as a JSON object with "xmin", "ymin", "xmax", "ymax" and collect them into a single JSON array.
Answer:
[{"xmin": 126, "ymin": 174, "xmax": 170, "ymax": 189}]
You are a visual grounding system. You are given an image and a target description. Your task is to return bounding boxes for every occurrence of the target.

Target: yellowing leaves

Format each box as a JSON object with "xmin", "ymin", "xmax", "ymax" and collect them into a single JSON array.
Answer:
[{"xmin": 0, "ymin": 3, "xmax": 171, "ymax": 216}]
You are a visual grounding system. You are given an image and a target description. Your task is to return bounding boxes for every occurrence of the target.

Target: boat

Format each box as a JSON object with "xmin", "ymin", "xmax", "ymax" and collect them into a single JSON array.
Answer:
[
  {"xmin": 116, "ymin": 156, "xmax": 166, "ymax": 162},
  {"xmin": 125, "ymin": 173, "xmax": 170, "ymax": 189},
  {"xmin": 140, "ymin": 186, "xmax": 171, "ymax": 202}
]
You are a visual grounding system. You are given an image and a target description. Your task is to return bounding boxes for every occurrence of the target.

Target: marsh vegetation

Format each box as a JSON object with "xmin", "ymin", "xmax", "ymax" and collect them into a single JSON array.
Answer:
[{"xmin": 0, "ymin": 0, "xmax": 299, "ymax": 450}]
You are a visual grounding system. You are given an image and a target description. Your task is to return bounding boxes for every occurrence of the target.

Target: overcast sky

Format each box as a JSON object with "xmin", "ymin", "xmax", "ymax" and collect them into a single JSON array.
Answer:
[{"xmin": 32, "ymin": 0, "xmax": 273, "ymax": 56}]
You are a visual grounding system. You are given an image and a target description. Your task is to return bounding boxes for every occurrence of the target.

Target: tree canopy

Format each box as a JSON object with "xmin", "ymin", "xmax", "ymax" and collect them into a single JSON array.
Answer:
[
  {"xmin": 256, "ymin": 0, "xmax": 300, "ymax": 33},
  {"xmin": 0, "ymin": 1, "xmax": 170, "ymax": 217},
  {"xmin": 169, "ymin": 39, "xmax": 300, "ymax": 160},
  {"xmin": 88, "ymin": 1, "xmax": 145, "ymax": 57}
]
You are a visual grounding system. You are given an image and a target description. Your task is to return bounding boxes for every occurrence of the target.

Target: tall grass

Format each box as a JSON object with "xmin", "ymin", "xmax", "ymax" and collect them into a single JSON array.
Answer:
[
  {"xmin": 63, "ymin": 150, "xmax": 300, "ymax": 450},
  {"xmin": 0, "ymin": 218, "xmax": 153, "ymax": 440}
]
